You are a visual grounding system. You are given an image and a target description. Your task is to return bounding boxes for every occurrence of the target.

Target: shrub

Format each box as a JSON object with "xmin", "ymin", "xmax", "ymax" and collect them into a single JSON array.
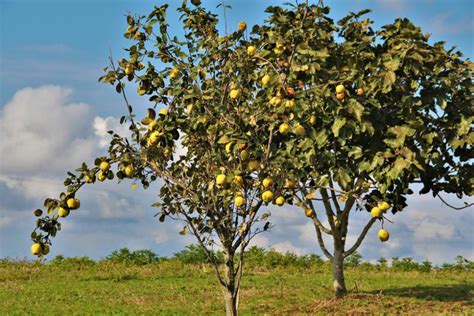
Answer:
[
  {"xmin": 419, "ymin": 259, "xmax": 433, "ymax": 272},
  {"xmin": 49, "ymin": 255, "xmax": 95, "ymax": 267},
  {"xmin": 173, "ymin": 245, "xmax": 224, "ymax": 265},
  {"xmin": 345, "ymin": 252, "xmax": 363, "ymax": 267},
  {"xmin": 244, "ymin": 246, "xmax": 324, "ymax": 268},
  {"xmin": 377, "ymin": 257, "xmax": 388, "ymax": 269},
  {"xmin": 440, "ymin": 256, "xmax": 474, "ymax": 271},
  {"xmin": 105, "ymin": 248, "xmax": 161, "ymax": 265},
  {"xmin": 392, "ymin": 257, "xmax": 419, "ymax": 271}
]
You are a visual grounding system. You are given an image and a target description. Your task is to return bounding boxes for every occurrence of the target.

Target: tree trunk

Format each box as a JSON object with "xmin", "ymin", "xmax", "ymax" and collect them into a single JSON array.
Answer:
[
  {"xmin": 332, "ymin": 239, "xmax": 347, "ymax": 298},
  {"xmin": 223, "ymin": 288, "xmax": 238, "ymax": 316},
  {"xmin": 222, "ymin": 251, "xmax": 239, "ymax": 316}
]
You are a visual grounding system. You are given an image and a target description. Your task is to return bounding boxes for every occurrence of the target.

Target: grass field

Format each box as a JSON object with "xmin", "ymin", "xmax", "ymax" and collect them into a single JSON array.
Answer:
[{"xmin": 0, "ymin": 260, "xmax": 472, "ymax": 315}]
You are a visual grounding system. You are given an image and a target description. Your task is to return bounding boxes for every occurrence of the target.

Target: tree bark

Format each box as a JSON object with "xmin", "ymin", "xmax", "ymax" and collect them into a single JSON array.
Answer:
[
  {"xmin": 332, "ymin": 237, "xmax": 347, "ymax": 298},
  {"xmin": 223, "ymin": 288, "xmax": 238, "ymax": 316},
  {"xmin": 223, "ymin": 251, "xmax": 239, "ymax": 316}
]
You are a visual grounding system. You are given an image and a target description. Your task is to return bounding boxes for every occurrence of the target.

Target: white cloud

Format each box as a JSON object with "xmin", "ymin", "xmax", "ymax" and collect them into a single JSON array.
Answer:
[
  {"xmin": 94, "ymin": 191, "xmax": 144, "ymax": 219},
  {"xmin": 412, "ymin": 219, "xmax": 456, "ymax": 241},
  {"xmin": 0, "ymin": 86, "xmax": 98, "ymax": 174},
  {"xmin": 93, "ymin": 116, "xmax": 131, "ymax": 148},
  {"xmin": 272, "ymin": 241, "xmax": 306, "ymax": 255},
  {"xmin": 0, "ymin": 174, "xmax": 64, "ymax": 201},
  {"xmin": 153, "ymin": 230, "xmax": 170, "ymax": 244},
  {"xmin": 0, "ymin": 215, "xmax": 12, "ymax": 228},
  {"xmin": 249, "ymin": 234, "xmax": 270, "ymax": 248}
]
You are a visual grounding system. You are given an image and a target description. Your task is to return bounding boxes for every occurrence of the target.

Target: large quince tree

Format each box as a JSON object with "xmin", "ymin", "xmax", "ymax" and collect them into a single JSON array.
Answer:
[
  {"xmin": 254, "ymin": 3, "xmax": 473, "ymax": 298},
  {"xmin": 31, "ymin": 1, "xmax": 290, "ymax": 315}
]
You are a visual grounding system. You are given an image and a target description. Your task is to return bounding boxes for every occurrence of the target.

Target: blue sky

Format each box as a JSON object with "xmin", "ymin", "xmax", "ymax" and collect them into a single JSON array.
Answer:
[{"xmin": 0, "ymin": 0, "xmax": 473, "ymax": 263}]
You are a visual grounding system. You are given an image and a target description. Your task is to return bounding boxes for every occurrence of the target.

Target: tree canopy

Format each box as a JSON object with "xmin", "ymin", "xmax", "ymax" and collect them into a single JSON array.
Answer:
[{"xmin": 31, "ymin": 0, "xmax": 473, "ymax": 310}]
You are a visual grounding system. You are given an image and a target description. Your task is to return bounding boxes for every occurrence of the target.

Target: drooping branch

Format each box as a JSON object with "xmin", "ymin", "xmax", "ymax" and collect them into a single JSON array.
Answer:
[
  {"xmin": 147, "ymin": 159, "xmax": 227, "ymax": 241},
  {"xmin": 343, "ymin": 217, "xmax": 376, "ymax": 258},
  {"xmin": 293, "ymin": 192, "xmax": 332, "ymax": 234},
  {"xmin": 436, "ymin": 193, "xmax": 474, "ymax": 210},
  {"xmin": 314, "ymin": 223, "xmax": 333, "ymax": 261},
  {"xmin": 108, "ymin": 53, "xmax": 141, "ymax": 144}
]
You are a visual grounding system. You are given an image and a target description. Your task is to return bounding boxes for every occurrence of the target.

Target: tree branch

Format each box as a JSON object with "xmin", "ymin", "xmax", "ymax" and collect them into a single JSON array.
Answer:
[
  {"xmin": 340, "ymin": 195, "xmax": 356, "ymax": 237},
  {"xmin": 180, "ymin": 209, "xmax": 226, "ymax": 288},
  {"xmin": 314, "ymin": 223, "xmax": 333, "ymax": 261},
  {"xmin": 319, "ymin": 188, "xmax": 336, "ymax": 230},
  {"xmin": 436, "ymin": 193, "xmax": 474, "ymax": 210},
  {"xmin": 232, "ymin": 200, "xmax": 262, "ymax": 252},
  {"xmin": 293, "ymin": 192, "xmax": 332, "ymax": 234},
  {"xmin": 329, "ymin": 178, "xmax": 342, "ymax": 214},
  {"xmin": 343, "ymin": 217, "xmax": 376, "ymax": 258}
]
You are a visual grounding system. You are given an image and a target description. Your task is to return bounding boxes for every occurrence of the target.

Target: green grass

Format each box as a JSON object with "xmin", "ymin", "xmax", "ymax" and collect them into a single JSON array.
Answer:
[{"xmin": 0, "ymin": 260, "xmax": 472, "ymax": 315}]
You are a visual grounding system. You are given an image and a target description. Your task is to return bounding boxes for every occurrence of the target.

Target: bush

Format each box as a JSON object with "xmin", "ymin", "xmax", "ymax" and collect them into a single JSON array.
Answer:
[
  {"xmin": 377, "ymin": 257, "xmax": 388, "ymax": 269},
  {"xmin": 244, "ymin": 246, "xmax": 324, "ymax": 268},
  {"xmin": 10, "ymin": 245, "xmax": 470, "ymax": 271},
  {"xmin": 419, "ymin": 259, "xmax": 433, "ymax": 272},
  {"xmin": 345, "ymin": 252, "xmax": 363, "ymax": 267},
  {"xmin": 173, "ymin": 245, "xmax": 224, "ymax": 264},
  {"xmin": 105, "ymin": 248, "xmax": 161, "ymax": 265},
  {"xmin": 392, "ymin": 257, "xmax": 419, "ymax": 271},
  {"xmin": 49, "ymin": 255, "xmax": 95, "ymax": 267},
  {"xmin": 441, "ymin": 256, "xmax": 474, "ymax": 271}
]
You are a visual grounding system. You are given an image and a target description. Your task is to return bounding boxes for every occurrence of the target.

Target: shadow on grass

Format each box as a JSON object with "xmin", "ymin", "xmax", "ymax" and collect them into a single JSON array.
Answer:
[{"xmin": 369, "ymin": 284, "xmax": 473, "ymax": 303}]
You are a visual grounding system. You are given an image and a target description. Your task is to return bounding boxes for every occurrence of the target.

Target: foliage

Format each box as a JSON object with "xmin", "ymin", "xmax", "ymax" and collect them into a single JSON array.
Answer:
[
  {"xmin": 173, "ymin": 244, "xmax": 224, "ymax": 264},
  {"xmin": 105, "ymin": 248, "xmax": 161, "ymax": 265},
  {"xmin": 244, "ymin": 246, "xmax": 325, "ymax": 268},
  {"xmin": 13, "ymin": 247, "xmax": 471, "ymax": 272},
  {"xmin": 49, "ymin": 255, "xmax": 96, "ymax": 267},
  {"xmin": 441, "ymin": 255, "xmax": 474, "ymax": 271},
  {"xmin": 345, "ymin": 251, "xmax": 363, "ymax": 267}
]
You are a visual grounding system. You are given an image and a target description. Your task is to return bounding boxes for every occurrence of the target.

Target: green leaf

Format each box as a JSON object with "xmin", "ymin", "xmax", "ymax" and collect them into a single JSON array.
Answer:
[
  {"xmin": 388, "ymin": 158, "xmax": 410, "ymax": 179},
  {"xmin": 370, "ymin": 154, "xmax": 384, "ymax": 170},
  {"xmin": 457, "ymin": 116, "xmax": 472, "ymax": 136},
  {"xmin": 217, "ymin": 135, "xmax": 230, "ymax": 144},
  {"xmin": 315, "ymin": 175, "xmax": 329, "ymax": 187},
  {"xmin": 422, "ymin": 132, "xmax": 437, "ymax": 144},
  {"xmin": 348, "ymin": 146, "xmax": 363, "ymax": 159},
  {"xmin": 348, "ymin": 99, "xmax": 364, "ymax": 122},
  {"xmin": 335, "ymin": 169, "xmax": 351, "ymax": 189},
  {"xmin": 314, "ymin": 129, "xmax": 328, "ymax": 148},
  {"xmin": 331, "ymin": 118, "xmax": 346, "ymax": 137},
  {"xmin": 179, "ymin": 226, "xmax": 189, "ymax": 235},
  {"xmin": 384, "ymin": 125, "xmax": 416, "ymax": 148},
  {"xmin": 358, "ymin": 161, "xmax": 371, "ymax": 171},
  {"xmin": 384, "ymin": 57, "xmax": 400, "ymax": 71},
  {"xmin": 438, "ymin": 97, "xmax": 447, "ymax": 109},
  {"xmin": 383, "ymin": 71, "xmax": 396, "ymax": 92}
]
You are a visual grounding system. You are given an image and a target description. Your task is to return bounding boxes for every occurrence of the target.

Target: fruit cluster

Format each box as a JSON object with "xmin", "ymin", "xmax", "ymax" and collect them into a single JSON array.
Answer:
[
  {"xmin": 215, "ymin": 172, "xmax": 291, "ymax": 208},
  {"xmin": 370, "ymin": 201, "xmax": 391, "ymax": 242}
]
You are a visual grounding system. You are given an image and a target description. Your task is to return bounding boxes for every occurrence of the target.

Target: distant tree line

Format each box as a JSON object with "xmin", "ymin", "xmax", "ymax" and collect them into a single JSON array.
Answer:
[{"xmin": 2, "ymin": 245, "xmax": 473, "ymax": 272}]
